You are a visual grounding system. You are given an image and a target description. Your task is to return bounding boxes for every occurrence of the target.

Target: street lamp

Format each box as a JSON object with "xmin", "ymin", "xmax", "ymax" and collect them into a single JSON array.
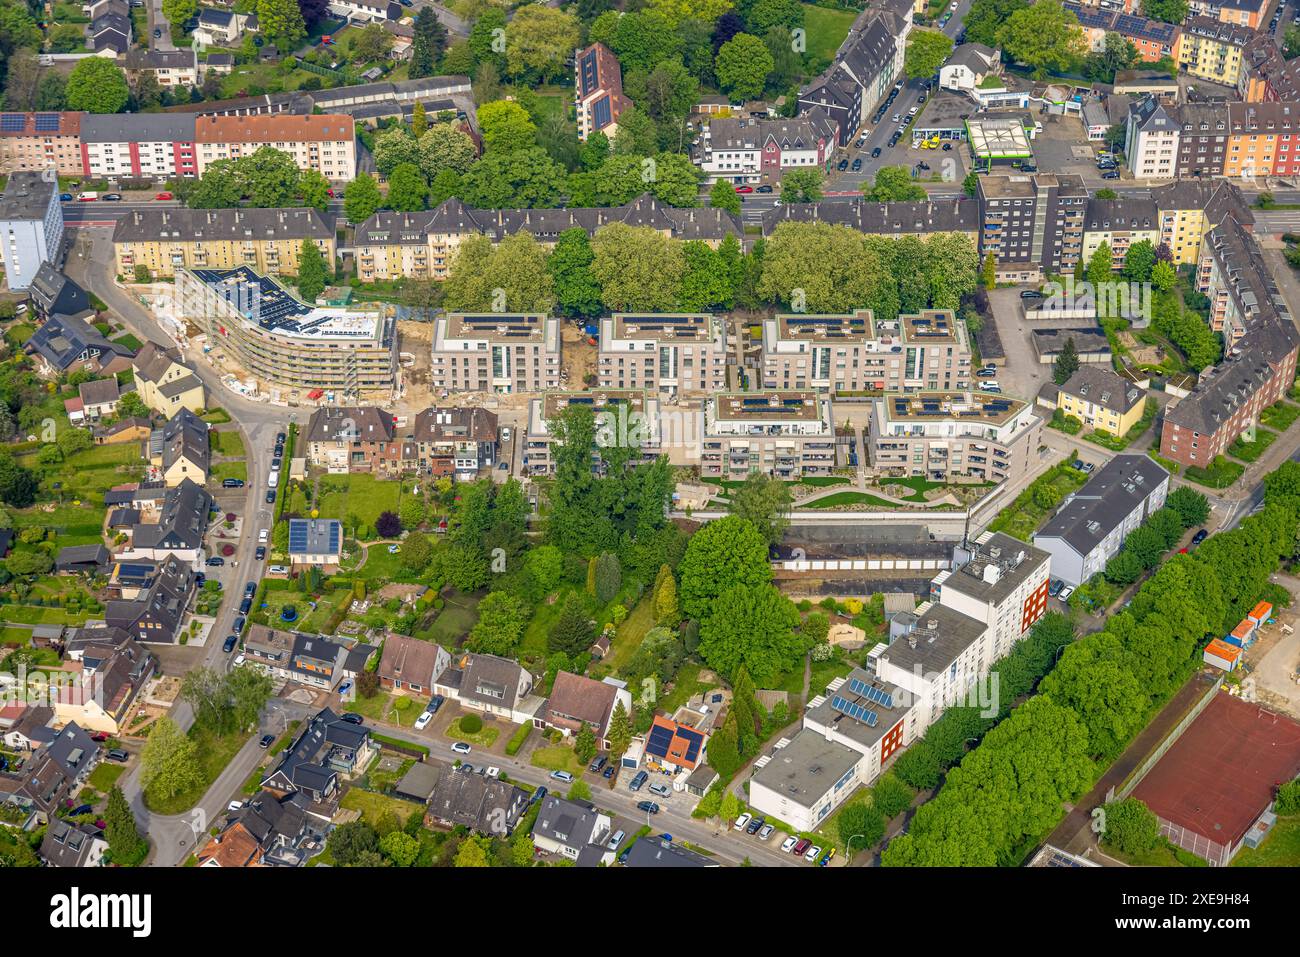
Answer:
[{"xmin": 845, "ymin": 832, "xmax": 868, "ymax": 862}]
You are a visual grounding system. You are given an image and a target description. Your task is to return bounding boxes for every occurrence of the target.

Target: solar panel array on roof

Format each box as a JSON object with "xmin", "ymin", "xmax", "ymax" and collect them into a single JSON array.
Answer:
[
  {"xmin": 847, "ymin": 677, "xmax": 894, "ymax": 709},
  {"xmin": 0, "ymin": 114, "xmax": 26, "ymax": 132},
  {"xmin": 830, "ymin": 695, "xmax": 879, "ymax": 727},
  {"xmin": 592, "ymin": 95, "xmax": 612, "ymax": 131},
  {"xmin": 580, "ymin": 49, "xmax": 598, "ymax": 96},
  {"xmin": 646, "ymin": 722, "xmax": 673, "ymax": 755},
  {"xmin": 34, "ymin": 114, "xmax": 60, "ymax": 132},
  {"xmin": 288, "ymin": 523, "xmax": 309, "ymax": 552}
]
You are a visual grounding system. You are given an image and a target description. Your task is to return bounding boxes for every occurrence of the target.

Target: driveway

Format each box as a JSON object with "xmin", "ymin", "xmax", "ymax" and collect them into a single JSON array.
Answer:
[{"xmin": 985, "ymin": 286, "xmax": 1050, "ymax": 403}]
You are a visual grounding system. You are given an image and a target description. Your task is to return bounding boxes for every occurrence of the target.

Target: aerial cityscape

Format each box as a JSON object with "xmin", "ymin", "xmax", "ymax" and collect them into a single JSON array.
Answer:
[{"xmin": 0, "ymin": 0, "xmax": 1297, "ymax": 898}]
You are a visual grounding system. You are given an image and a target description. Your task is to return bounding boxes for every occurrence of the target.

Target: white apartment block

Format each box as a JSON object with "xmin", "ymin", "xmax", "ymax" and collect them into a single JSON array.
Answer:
[
  {"xmin": 193, "ymin": 114, "xmax": 356, "ymax": 181},
  {"xmin": 597, "ymin": 313, "xmax": 728, "ymax": 397},
  {"xmin": 761, "ymin": 309, "xmax": 974, "ymax": 394},
  {"xmin": 524, "ymin": 391, "xmax": 661, "ymax": 476},
  {"xmin": 1126, "ymin": 97, "xmax": 1179, "ymax": 179},
  {"xmin": 0, "ymin": 172, "xmax": 63, "ymax": 292},
  {"xmin": 699, "ymin": 391, "xmax": 837, "ymax": 480},
  {"xmin": 431, "ymin": 313, "xmax": 562, "ymax": 395}
]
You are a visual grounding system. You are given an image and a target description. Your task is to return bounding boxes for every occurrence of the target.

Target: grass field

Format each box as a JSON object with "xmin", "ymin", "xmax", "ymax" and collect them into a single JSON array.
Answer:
[
  {"xmin": 1232, "ymin": 814, "xmax": 1300, "ymax": 866},
  {"xmin": 16, "ymin": 442, "xmax": 145, "ymax": 502},
  {"xmin": 339, "ymin": 787, "xmax": 424, "ymax": 826},
  {"xmin": 531, "ymin": 745, "xmax": 582, "ymax": 775},
  {"xmin": 988, "ymin": 460, "xmax": 1089, "ymax": 541},
  {"xmin": 211, "ymin": 430, "xmax": 246, "ymax": 458},
  {"xmin": 1261, "ymin": 400, "xmax": 1300, "ymax": 432},
  {"xmin": 594, "ymin": 594, "xmax": 655, "ymax": 678},
  {"xmin": 444, "ymin": 716, "xmax": 501, "ymax": 747},
  {"xmin": 211, "ymin": 461, "xmax": 248, "ymax": 483},
  {"xmin": 1228, "ymin": 427, "xmax": 1278, "ymax": 464},
  {"xmin": 418, "ymin": 590, "xmax": 480, "ymax": 646},
  {"xmin": 803, "ymin": 4, "xmax": 856, "ymax": 62},
  {"xmin": 802, "ymin": 491, "xmax": 899, "ymax": 509},
  {"xmin": 316, "ymin": 474, "xmax": 403, "ymax": 527}
]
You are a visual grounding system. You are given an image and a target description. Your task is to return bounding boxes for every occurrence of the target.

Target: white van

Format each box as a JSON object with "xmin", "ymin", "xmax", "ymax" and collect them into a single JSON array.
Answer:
[
  {"xmin": 258, "ymin": 528, "xmax": 269, "ymax": 544},
  {"xmin": 606, "ymin": 829, "xmax": 625, "ymax": 851},
  {"xmin": 982, "ymin": 381, "xmax": 1002, "ymax": 393},
  {"xmin": 267, "ymin": 470, "xmax": 280, "ymax": 489}
]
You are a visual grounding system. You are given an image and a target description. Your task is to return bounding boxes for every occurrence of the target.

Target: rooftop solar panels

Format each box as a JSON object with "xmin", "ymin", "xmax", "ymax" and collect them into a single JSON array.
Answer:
[
  {"xmin": 34, "ymin": 113, "xmax": 60, "ymax": 132},
  {"xmin": 288, "ymin": 523, "xmax": 308, "ymax": 552},
  {"xmin": 0, "ymin": 114, "xmax": 26, "ymax": 132},
  {"xmin": 846, "ymin": 678, "xmax": 895, "ymax": 710},
  {"xmin": 646, "ymin": 723, "xmax": 674, "ymax": 755},
  {"xmin": 830, "ymin": 695, "xmax": 879, "ymax": 727}
]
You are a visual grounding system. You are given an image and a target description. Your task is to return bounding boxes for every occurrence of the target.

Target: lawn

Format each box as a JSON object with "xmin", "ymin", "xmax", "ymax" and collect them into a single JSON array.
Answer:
[
  {"xmin": 1261, "ymin": 400, "xmax": 1300, "ymax": 432},
  {"xmin": 339, "ymin": 787, "xmax": 424, "ymax": 826},
  {"xmin": 655, "ymin": 661, "xmax": 715, "ymax": 719},
  {"xmin": 988, "ymin": 459, "xmax": 1089, "ymax": 541},
  {"xmin": 316, "ymin": 474, "xmax": 404, "ymax": 527},
  {"xmin": 1231, "ymin": 814, "xmax": 1300, "ymax": 866},
  {"xmin": 201, "ymin": 408, "xmax": 232, "ymax": 424},
  {"xmin": 417, "ymin": 589, "xmax": 480, "ymax": 646},
  {"xmin": 111, "ymin": 333, "xmax": 142, "ymax": 351},
  {"xmin": 143, "ymin": 725, "xmax": 251, "ymax": 815},
  {"xmin": 1184, "ymin": 456, "xmax": 1246, "ymax": 489},
  {"xmin": 87, "ymin": 762, "xmax": 126, "ymax": 791},
  {"xmin": 530, "ymin": 744, "xmax": 583, "ymax": 775},
  {"xmin": 211, "ymin": 461, "xmax": 248, "ymax": 483},
  {"xmin": 802, "ymin": 491, "xmax": 899, "ymax": 509},
  {"xmin": 1228, "ymin": 427, "xmax": 1278, "ymax": 464},
  {"xmin": 803, "ymin": 3, "xmax": 856, "ymax": 62},
  {"xmin": 349, "ymin": 691, "xmax": 427, "ymax": 727},
  {"xmin": 0, "ymin": 625, "xmax": 31, "ymax": 645},
  {"xmin": 444, "ymin": 715, "xmax": 501, "ymax": 747},
  {"xmin": 1104, "ymin": 838, "xmax": 1208, "ymax": 867},
  {"xmin": 210, "ymin": 430, "xmax": 246, "ymax": 458},
  {"xmin": 520, "ymin": 588, "xmax": 570, "ymax": 662},
  {"xmin": 593, "ymin": 594, "xmax": 655, "ymax": 678},
  {"xmin": 17, "ymin": 442, "xmax": 145, "ymax": 501},
  {"xmin": 354, "ymin": 543, "xmax": 412, "ymax": 582}
]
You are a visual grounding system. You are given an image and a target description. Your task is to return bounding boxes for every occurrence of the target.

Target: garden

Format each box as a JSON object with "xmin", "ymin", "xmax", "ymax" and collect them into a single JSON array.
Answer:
[{"xmin": 987, "ymin": 459, "xmax": 1089, "ymax": 542}]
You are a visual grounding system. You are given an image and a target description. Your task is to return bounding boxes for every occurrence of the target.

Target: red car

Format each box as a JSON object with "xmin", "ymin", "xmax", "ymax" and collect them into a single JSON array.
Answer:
[
  {"xmin": 90, "ymin": 731, "xmax": 109, "ymax": 742},
  {"xmin": 155, "ymin": 191, "xmax": 173, "ymax": 200},
  {"xmin": 734, "ymin": 185, "xmax": 754, "ymax": 194}
]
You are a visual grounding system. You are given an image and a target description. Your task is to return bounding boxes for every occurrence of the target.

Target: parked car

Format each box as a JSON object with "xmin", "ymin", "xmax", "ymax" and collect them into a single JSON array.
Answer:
[
  {"xmin": 1073, "ymin": 459, "xmax": 1095, "ymax": 474},
  {"xmin": 152, "ymin": 27, "xmax": 161, "ymax": 38},
  {"xmin": 1048, "ymin": 579, "xmax": 1065, "ymax": 598},
  {"xmin": 155, "ymin": 191, "xmax": 173, "ymax": 200},
  {"xmin": 1102, "ymin": 170, "xmax": 1120, "ymax": 179},
  {"xmin": 758, "ymin": 823, "xmax": 775, "ymax": 840},
  {"xmin": 233, "ymin": 616, "xmax": 246, "ymax": 632},
  {"xmin": 205, "ymin": 556, "xmax": 225, "ymax": 566},
  {"xmin": 255, "ymin": 546, "xmax": 266, "ymax": 560},
  {"xmin": 819, "ymin": 848, "xmax": 836, "ymax": 866},
  {"xmin": 648, "ymin": 782, "xmax": 670, "ymax": 797},
  {"xmin": 102, "ymin": 194, "xmax": 122, "ymax": 201},
  {"xmin": 221, "ymin": 478, "xmax": 244, "ymax": 488},
  {"xmin": 636, "ymin": 801, "xmax": 660, "ymax": 814},
  {"xmin": 976, "ymin": 366, "xmax": 997, "ymax": 377},
  {"xmin": 414, "ymin": 710, "xmax": 434, "ymax": 731},
  {"xmin": 428, "ymin": 695, "xmax": 445, "ymax": 714},
  {"xmin": 530, "ymin": 785, "xmax": 548, "ymax": 805},
  {"xmin": 265, "ymin": 490, "xmax": 276, "ymax": 504},
  {"xmin": 238, "ymin": 598, "xmax": 252, "ymax": 615},
  {"xmin": 1058, "ymin": 585, "xmax": 1075, "ymax": 601},
  {"xmin": 228, "ymin": 801, "xmax": 243, "ymax": 812},
  {"xmin": 735, "ymin": 185, "xmax": 754, "ymax": 193},
  {"xmin": 1020, "ymin": 289, "xmax": 1044, "ymax": 299},
  {"xmin": 837, "ymin": 158, "xmax": 849, "ymax": 171},
  {"xmin": 602, "ymin": 764, "xmax": 616, "ymax": 779},
  {"xmin": 337, "ymin": 679, "xmax": 352, "ymax": 697},
  {"xmin": 89, "ymin": 731, "xmax": 109, "ymax": 743},
  {"xmin": 733, "ymin": 812, "xmax": 752, "ymax": 831},
  {"xmin": 107, "ymin": 749, "xmax": 129, "ymax": 762},
  {"xmin": 804, "ymin": 844, "xmax": 823, "ymax": 862},
  {"xmin": 629, "ymin": 770, "xmax": 648, "ymax": 791},
  {"xmin": 756, "ymin": 184, "xmax": 773, "ymax": 193},
  {"xmin": 340, "ymin": 712, "xmax": 364, "ymax": 725},
  {"xmin": 607, "ymin": 828, "xmax": 626, "ymax": 850},
  {"xmin": 222, "ymin": 635, "xmax": 238, "ymax": 653},
  {"xmin": 781, "ymin": 836, "xmax": 798, "ymax": 853},
  {"xmin": 588, "ymin": 755, "xmax": 607, "ymax": 773},
  {"xmin": 1191, "ymin": 528, "xmax": 1209, "ymax": 545},
  {"xmin": 259, "ymin": 734, "xmax": 275, "ymax": 749},
  {"xmin": 871, "ymin": 147, "xmax": 882, "ymax": 158},
  {"xmin": 943, "ymin": 142, "xmax": 952, "ymax": 151},
  {"xmin": 745, "ymin": 816, "xmax": 765, "ymax": 835},
  {"xmin": 244, "ymin": 581, "xmax": 257, "ymax": 597},
  {"xmin": 550, "ymin": 770, "xmax": 574, "ymax": 783},
  {"xmin": 59, "ymin": 192, "xmax": 73, "ymax": 202}
]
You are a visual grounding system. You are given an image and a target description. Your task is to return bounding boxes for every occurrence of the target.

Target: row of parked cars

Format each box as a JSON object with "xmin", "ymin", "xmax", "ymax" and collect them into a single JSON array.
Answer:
[{"xmin": 733, "ymin": 813, "xmax": 834, "ymax": 864}]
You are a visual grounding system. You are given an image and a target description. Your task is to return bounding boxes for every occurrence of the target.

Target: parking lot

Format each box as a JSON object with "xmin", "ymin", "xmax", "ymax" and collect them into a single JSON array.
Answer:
[{"xmin": 985, "ymin": 286, "xmax": 1052, "ymax": 403}]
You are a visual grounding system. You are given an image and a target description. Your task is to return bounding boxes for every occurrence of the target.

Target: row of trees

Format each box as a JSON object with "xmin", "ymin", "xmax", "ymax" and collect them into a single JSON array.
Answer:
[
  {"xmin": 884, "ymin": 462, "xmax": 1300, "ymax": 865},
  {"xmin": 1102, "ymin": 487, "xmax": 1209, "ymax": 586},
  {"xmin": 176, "ymin": 146, "xmax": 333, "ymax": 213}
]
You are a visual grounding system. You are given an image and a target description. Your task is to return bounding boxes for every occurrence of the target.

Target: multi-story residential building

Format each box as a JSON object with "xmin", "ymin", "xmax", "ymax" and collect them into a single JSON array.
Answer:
[
  {"xmin": 1126, "ymin": 96, "xmax": 1180, "ymax": 179},
  {"xmin": 29, "ymin": 262, "xmax": 89, "ymax": 320},
  {"xmin": 328, "ymin": 0, "xmax": 402, "ymax": 23},
  {"xmin": 354, "ymin": 195, "xmax": 743, "ymax": 282},
  {"xmin": 1225, "ymin": 101, "xmax": 1300, "ymax": 179},
  {"xmin": 193, "ymin": 114, "xmax": 356, "ymax": 180},
  {"xmin": 25, "ymin": 311, "xmax": 134, "ymax": 378},
  {"xmin": 760, "ymin": 309, "xmax": 974, "ymax": 393},
  {"xmin": 192, "ymin": 8, "xmax": 258, "ymax": 46},
  {"xmin": 410, "ymin": 406, "xmax": 498, "ymax": 479},
  {"xmin": 1080, "ymin": 197, "xmax": 1160, "ymax": 270},
  {"xmin": 1173, "ymin": 103, "xmax": 1229, "ymax": 178},
  {"xmin": 867, "ymin": 390, "xmax": 1043, "ymax": 484},
  {"xmin": 54, "ymin": 627, "xmax": 157, "ymax": 736},
  {"xmin": 0, "ymin": 112, "xmax": 84, "ymax": 176},
  {"xmin": 699, "ymin": 391, "xmax": 837, "ymax": 480},
  {"xmin": 103, "ymin": 554, "xmax": 196, "ymax": 645},
  {"xmin": 798, "ymin": 0, "xmax": 913, "ymax": 145},
  {"xmin": 431, "ymin": 313, "xmax": 561, "ymax": 395},
  {"xmin": 939, "ymin": 42, "xmax": 1001, "ymax": 93},
  {"xmin": 574, "ymin": 42, "xmax": 631, "ymax": 141},
  {"xmin": 177, "ymin": 266, "xmax": 397, "ymax": 396},
  {"xmin": 123, "ymin": 49, "xmax": 200, "ymax": 87},
  {"xmin": 1177, "ymin": 17, "xmax": 1252, "ymax": 86},
  {"xmin": 761, "ymin": 196, "xmax": 979, "ymax": 241},
  {"xmin": 597, "ymin": 313, "xmax": 728, "ymax": 397},
  {"xmin": 112, "ymin": 207, "xmax": 335, "ymax": 279},
  {"xmin": 1186, "ymin": 0, "xmax": 1267, "ymax": 28},
  {"xmin": 695, "ymin": 109, "xmax": 839, "ymax": 185},
  {"xmin": 80, "ymin": 113, "xmax": 197, "ymax": 180},
  {"xmin": 875, "ymin": 601, "xmax": 991, "ymax": 735},
  {"xmin": 931, "ymin": 531, "xmax": 1052, "ymax": 662},
  {"xmin": 302, "ymin": 406, "xmax": 396, "ymax": 473},
  {"xmin": 1196, "ymin": 213, "xmax": 1277, "ymax": 345},
  {"xmin": 1033, "ymin": 453, "xmax": 1171, "ymax": 586},
  {"xmin": 87, "ymin": 0, "xmax": 131, "ymax": 56},
  {"xmin": 976, "ymin": 173, "xmax": 1087, "ymax": 281},
  {"xmin": 1064, "ymin": 2, "xmax": 1181, "ymax": 62},
  {"xmin": 1239, "ymin": 29, "xmax": 1300, "ymax": 102},
  {"xmin": 117, "ymin": 479, "xmax": 214, "ymax": 565},
  {"xmin": 155, "ymin": 407, "xmax": 211, "ymax": 487},
  {"xmin": 1151, "ymin": 179, "xmax": 1249, "ymax": 265},
  {"xmin": 1051, "ymin": 365, "xmax": 1147, "ymax": 437},
  {"xmin": 433, "ymin": 652, "xmax": 535, "ymax": 724},
  {"xmin": 0, "ymin": 171, "xmax": 63, "ymax": 291},
  {"xmin": 525, "ymin": 391, "xmax": 661, "ymax": 476},
  {"xmin": 132, "ymin": 340, "xmax": 206, "ymax": 415}
]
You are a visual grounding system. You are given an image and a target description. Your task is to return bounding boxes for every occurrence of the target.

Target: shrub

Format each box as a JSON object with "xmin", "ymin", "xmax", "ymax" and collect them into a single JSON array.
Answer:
[
  {"xmin": 459, "ymin": 713, "xmax": 483, "ymax": 734},
  {"xmin": 1103, "ymin": 798, "xmax": 1160, "ymax": 856}
]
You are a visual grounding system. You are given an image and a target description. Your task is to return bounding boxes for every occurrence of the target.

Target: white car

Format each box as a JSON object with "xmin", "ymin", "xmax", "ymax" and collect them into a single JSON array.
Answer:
[
  {"xmin": 257, "ymin": 528, "xmax": 269, "ymax": 544},
  {"xmin": 804, "ymin": 844, "xmax": 823, "ymax": 863},
  {"xmin": 733, "ymin": 813, "xmax": 752, "ymax": 831},
  {"xmin": 950, "ymin": 0, "xmax": 958, "ymax": 8},
  {"xmin": 451, "ymin": 741, "xmax": 471, "ymax": 755},
  {"xmin": 233, "ymin": 654, "xmax": 245, "ymax": 668},
  {"xmin": 1058, "ymin": 585, "xmax": 1075, "ymax": 601},
  {"xmin": 485, "ymin": 766, "xmax": 501, "ymax": 779},
  {"xmin": 780, "ymin": 836, "xmax": 798, "ymax": 853},
  {"xmin": 228, "ymin": 801, "xmax": 243, "ymax": 812},
  {"xmin": 414, "ymin": 710, "xmax": 433, "ymax": 731}
]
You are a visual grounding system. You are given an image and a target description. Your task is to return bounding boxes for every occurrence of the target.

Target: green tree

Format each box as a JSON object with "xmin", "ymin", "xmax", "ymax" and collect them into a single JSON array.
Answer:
[
  {"xmin": 468, "ymin": 591, "xmax": 530, "ymax": 656},
  {"xmin": 709, "ymin": 178, "xmax": 742, "ymax": 215},
  {"xmin": 65, "ymin": 58, "xmax": 129, "ymax": 113},
  {"xmin": 419, "ymin": 123, "xmax": 478, "ymax": 179},
  {"xmin": 386, "ymin": 162, "xmax": 429, "ymax": 212},
  {"xmin": 574, "ymin": 724, "xmax": 598, "ymax": 764},
  {"xmin": 1166, "ymin": 487, "xmax": 1209, "ymax": 528},
  {"xmin": 998, "ymin": 0, "xmax": 1086, "ymax": 80},
  {"xmin": 379, "ymin": 830, "xmax": 420, "ymax": 866},
  {"xmin": 505, "ymin": 5, "xmax": 581, "ymax": 80},
  {"xmin": 590, "ymin": 223, "xmax": 685, "ymax": 311},
  {"xmin": 296, "ymin": 240, "xmax": 329, "ymax": 303},
  {"xmin": 374, "ymin": 126, "xmax": 421, "ymax": 177},
  {"xmin": 728, "ymin": 472, "xmax": 792, "ymax": 546},
  {"xmin": 677, "ymin": 514, "xmax": 772, "ymax": 620},
  {"xmin": 654, "ymin": 564, "xmax": 680, "ymax": 626},
  {"xmin": 699, "ymin": 582, "xmax": 802, "ymax": 684},
  {"xmin": 345, "ymin": 173, "xmax": 382, "ymax": 223},
  {"xmin": 478, "ymin": 100, "xmax": 538, "ymax": 153},
  {"xmin": 549, "ymin": 592, "xmax": 595, "ymax": 656},
  {"xmin": 1122, "ymin": 238, "xmax": 1156, "ymax": 282},
  {"xmin": 297, "ymin": 169, "xmax": 331, "ymax": 213},
  {"xmin": 444, "ymin": 232, "xmax": 555, "ymax": 313},
  {"xmin": 757, "ymin": 221, "xmax": 891, "ymax": 312},
  {"xmin": 256, "ymin": 0, "xmax": 307, "ymax": 49},
  {"xmin": 1140, "ymin": 0, "xmax": 1186, "ymax": 23},
  {"xmin": 399, "ymin": 531, "xmax": 433, "ymax": 571},
  {"xmin": 1052, "ymin": 336, "xmax": 1079, "ymax": 385},
  {"xmin": 963, "ymin": 0, "xmax": 1030, "ymax": 46},
  {"xmin": 715, "ymin": 33, "xmax": 773, "ymax": 101},
  {"xmin": 104, "ymin": 786, "xmax": 148, "ymax": 866},
  {"xmin": 1151, "ymin": 259, "xmax": 1177, "ymax": 292},
  {"xmin": 864, "ymin": 166, "xmax": 926, "ymax": 202},
  {"xmin": 905, "ymin": 29, "xmax": 954, "ymax": 79},
  {"xmin": 779, "ymin": 168, "xmax": 823, "ymax": 204},
  {"xmin": 547, "ymin": 228, "xmax": 602, "ymax": 319},
  {"xmin": 454, "ymin": 835, "xmax": 490, "ymax": 867},
  {"xmin": 458, "ymin": 147, "xmax": 566, "ymax": 208},
  {"xmin": 1102, "ymin": 797, "xmax": 1160, "ymax": 854},
  {"xmin": 410, "ymin": 7, "xmax": 448, "ymax": 78},
  {"xmin": 608, "ymin": 700, "xmax": 632, "ymax": 758},
  {"xmin": 162, "ymin": 0, "xmax": 197, "ymax": 29},
  {"xmin": 140, "ymin": 718, "xmax": 202, "ymax": 801},
  {"xmin": 719, "ymin": 789, "xmax": 741, "ymax": 825},
  {"xmin": 594, "ymin": 551, "xmax": 622, "ymax": 604},
  {"xmin": 837, "ymin": 802, "xmax": 886, "ymax": 854}
]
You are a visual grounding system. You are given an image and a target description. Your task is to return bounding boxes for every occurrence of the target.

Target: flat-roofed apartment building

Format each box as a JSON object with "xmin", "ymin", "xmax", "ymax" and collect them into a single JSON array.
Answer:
[
  {"xmin": 112, "ymin": 207, "xmax": 335, "ymax": 279},
  {"xmin": 524, "ymin": 390, "xmax": 661, "ymax": 476},
  {"xmin": 700, "ymin": 391, "xmax": 836, "ymax": 480},
  {"xmin": 760, "ymin": 309, "xmax": 974, "ymax": 394},
  {"xmin": 0, "ymin": 112, "xmax": 84, "ymax": 176},
  {"xmin": 597, "ymin": 313, "xmax": 727, "ymax": 397},
  {"xmin": 431, "ymin": 313, "xmax": 561, "ymax": 395},
  {"xmin": 976, "ymin": 173, "xmax": 1088, "ymax": 281},
  {"xmin": 177, "ymin": 266, "xmax": 396, "ymax": 395},
  {"xmin": 867, "ymin": 390, "xmax": 1042, "ymax": 484},
  {"xmin": 193, "ymin": 114, "xmax": 356, "ymax": 180}
]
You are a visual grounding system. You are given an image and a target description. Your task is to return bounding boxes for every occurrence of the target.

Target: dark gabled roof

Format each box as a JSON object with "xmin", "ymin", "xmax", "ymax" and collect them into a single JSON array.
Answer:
[
  {"xmin": 532, "ymin": 794, "xmax": 607, "ymax": 848},
  {"xmin": 410, "ymin": 406, "xmax": 498, "ymax": 443},
  {"xmin": 104, "ymin": 555, "xmax": 194, "ymax": 641},
  {"xmin": 1034, "ymin": 454, "xmax": 1170, "ymax": 557},
  {"xmin": 1059, "ymin": 365, "xmax": 1145, "ymax": 416},
  {"xmin": 44, "ymin": 722, "xmax": 99, "ymax": 780},
  {"xmin": 112, "ymin": 207, "xmax": 333, "ymax": 245},
  {"xmin": 29, "ymin": 263, "xmax": 89, "ymax": 317},
  {"xmin": 161, "ymin": 408, "xmax": 210, "ymax": 476},
  {"xmin": 25, "ymin": 312, "xmax": 132, "ymax": 372},
  {"xmin": 41, "ymin": 820, "xmax": 104, "ymax": 867},
  {"xmin": 623, "ymin": 836, "xmax": 717, "ymax": 867},
  {"xmin": 263, "ymin": 707, "xmax": 367, "ymax": 797},
  {"xmin": 55, "ymin": 544, "xmax": 111, "ymax": 570},
  {"xmin": 78, "ymin": 377, "xmax": 121, "ymax": 407},
  {"xmin": 131, "ymin": 478, "xmax": 213, "ymax": 551},
  {"xmin": 761, "ymin": 198, "xmax": 978, "ymax": 237},
  {"xmin": 303, "ymin": 406, "xmax": 394, "ymax": 444}
]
